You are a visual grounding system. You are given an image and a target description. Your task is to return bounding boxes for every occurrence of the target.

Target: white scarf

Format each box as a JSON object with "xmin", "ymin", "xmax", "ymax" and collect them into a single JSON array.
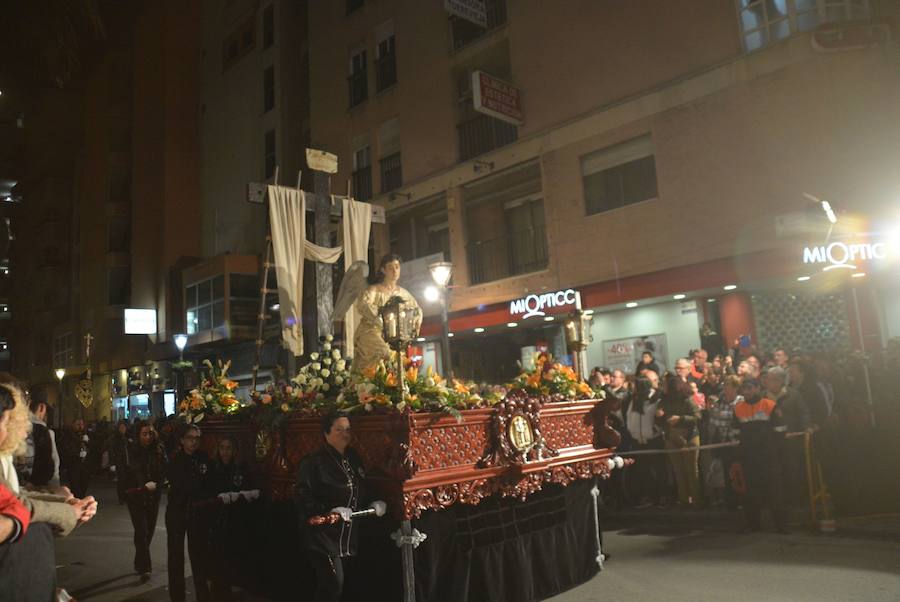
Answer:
[{"xmin": 0, "ymin": 454, "xmax": 21, "ymax": 494}]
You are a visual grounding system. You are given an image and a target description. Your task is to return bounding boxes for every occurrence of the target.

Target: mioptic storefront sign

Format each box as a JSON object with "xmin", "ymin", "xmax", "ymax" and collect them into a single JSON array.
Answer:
[
  {"xmin": 509, "ymin": 289, "xmax": 578, "ymax": 319},
  {"xmin": 802, "ymin": 241, "xmax": 892, "ymax": 271}
]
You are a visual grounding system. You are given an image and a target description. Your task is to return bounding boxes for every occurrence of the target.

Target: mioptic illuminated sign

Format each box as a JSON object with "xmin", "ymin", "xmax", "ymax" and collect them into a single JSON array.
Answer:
[
  {"xmin": 509, "ymin": 289, "xmax": 578, "ymax": 319},
  {"xmin": 802, "ymin": 241, "xmax": 890, "ymax": 271},
  {"xmin": 124, "ymin": 308, "xmax": 157, "ymax": 335}
]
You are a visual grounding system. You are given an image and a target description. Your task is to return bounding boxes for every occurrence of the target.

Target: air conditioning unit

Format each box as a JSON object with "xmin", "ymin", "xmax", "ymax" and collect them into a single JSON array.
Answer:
[{"xmin": 811, "ymin": 18, "xmax": 893, "ymax": 53}]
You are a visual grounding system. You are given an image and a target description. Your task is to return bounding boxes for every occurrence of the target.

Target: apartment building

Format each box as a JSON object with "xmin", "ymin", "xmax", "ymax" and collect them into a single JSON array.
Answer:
[{"xmin": 308, "ymin": 0, "xmax": 900, "ymax": 380}]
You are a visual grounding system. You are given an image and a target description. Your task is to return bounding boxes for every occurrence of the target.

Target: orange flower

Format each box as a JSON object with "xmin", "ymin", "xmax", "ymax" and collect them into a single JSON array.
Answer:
[
  {"xmin": 385, "ymin": 372, "xmax": 398, "ymax": 387},
  {"xmin": 374, "ymin": 393, "xmax": 391, "ymax": 405},
  {"xmin": 220, "ymin": 395, "xmax": 238, "ymax": 407},
  {"xmin": 225, "ymin": 380, "xmax": 238, "ymax": 391},
  {"xmin": 453, "ymin": 380, "xmax": 470, "ymax": 394},
  {"xmin": 190, "ymin": 399, "xmax": 203, "ymax": 411},
  {"xmin": 363, "ymin": 366, "xmax": 378, "ymax": 379},
  {"xmin": 261, "ymin": 393, "xmax": 272, "ymax": 405},
  {"xmin": 179, "ymin": 400, "xmax": 188, "ymax": 411},
  {"xmin": 578, "ymin": 382, "xmax": 592, "ymax": 396},
  {"xmin": 405, "ymin": 367, "xmax": 419, "ymax": 383},
  {"xmin": 526, "ymin": 372, "xmax": 542, "ymax": 388}
]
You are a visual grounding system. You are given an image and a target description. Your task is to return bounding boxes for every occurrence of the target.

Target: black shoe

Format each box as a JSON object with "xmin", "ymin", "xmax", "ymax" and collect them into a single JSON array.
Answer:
[{"xmin": 140, "ymin": 572, "xmax": 151, "ymax": 584}]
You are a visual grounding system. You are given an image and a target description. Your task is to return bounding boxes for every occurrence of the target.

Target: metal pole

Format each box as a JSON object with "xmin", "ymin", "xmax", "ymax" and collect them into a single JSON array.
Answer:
[
  {"xmin": 440, "ymin": 288, "xmax": 452, "ymax": 379},
  {"xmin": 400, "ymin": 520, "xmax": 416, "ymax": 602},
  {"xmin": 850, "ymin": 286, "xmax": 876, "ymax": 428},
  {"xmin": 57, "ymin": 379, "xmax": 64, "ymax": 428}
]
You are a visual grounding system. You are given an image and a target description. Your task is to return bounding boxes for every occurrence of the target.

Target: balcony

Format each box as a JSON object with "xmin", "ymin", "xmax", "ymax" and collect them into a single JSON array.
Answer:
[
  {"xmin": 379, "ymin": 153, "xmax": 402, "ymax": 193},
  {"xmin": 375, "ymin": 52, "xmax": 397, "ymax": 92},
  {"xmin": 450, "ymin": 0, "xmax": 507, "ymax": 51},
  {"xmin": 348, "ymin": 69, "xmax": 368, "ymax": 108},
  {"xmin": 467, "ymin": 225, "xmax": 548, "ymax": 285},
  {"xmin": 457, "ymin": 114, "xmax": 517, "ymax": 162},
  {"xmin": 352, "ymin": 166, "xmax": 373, "ymax": 201}
]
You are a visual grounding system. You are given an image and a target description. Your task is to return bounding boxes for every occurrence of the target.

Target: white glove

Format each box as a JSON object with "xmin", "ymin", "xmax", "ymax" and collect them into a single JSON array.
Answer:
[
  {"xmin": 79, "ymin": 449, "xmax": 88, "ymax": 459},
  {"xmin": 218, "ymin": 492, "xmax": 234, "ymax": 505},
  {"xmin": 239, "ymin": 489, "xmax": 260, "ymax": 502},
  {"xmin": 330, "ymin": 506, "xmax": 352, "ymax": 522},
  {"xmin": 109, "ymin": 465, "xmax": 116, "ymax": 473},
  {"xmin": 144, "ymin": 481, "xmax": 157, "ymax": 492},
  {"xmin": 82, "ymin": 435, "xmax": 89, "ymax": 443},
  {"xmin": 370, "ymin": 500, "xmax": 387, "ymax": 517}
]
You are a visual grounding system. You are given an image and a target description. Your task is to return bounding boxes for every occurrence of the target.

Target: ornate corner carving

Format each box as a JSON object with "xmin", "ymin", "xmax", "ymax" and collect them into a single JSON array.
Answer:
[{"xmin": 478, "ymin": 389, "xmax": 559, "ymax": 468}]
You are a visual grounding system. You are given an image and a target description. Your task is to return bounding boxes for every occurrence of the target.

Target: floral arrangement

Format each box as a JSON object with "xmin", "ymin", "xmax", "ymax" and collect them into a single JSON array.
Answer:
[
  {"xmin": 509, "ymin": 353, "xmax": 595, "ymax": 401},
  {"xmin": 336, "ymin": 359, "xmax": 491, "ymax": 419},
  {"xmin": 179, "ymin": 359, "xmax": 242, "ymax": 423},
  {"xmin": 290, "ymin": 335, "xmax": 351, "ymax": 409}
]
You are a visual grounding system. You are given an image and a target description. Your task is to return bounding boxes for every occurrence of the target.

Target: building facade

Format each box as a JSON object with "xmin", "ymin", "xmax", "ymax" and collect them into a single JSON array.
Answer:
[{"xmin": 308, "ymin": 0, "xmax": 900, "ymax": 380}]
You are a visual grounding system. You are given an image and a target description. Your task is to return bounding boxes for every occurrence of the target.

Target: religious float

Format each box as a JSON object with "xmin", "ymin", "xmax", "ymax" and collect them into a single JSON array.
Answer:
[{"xmin": 177, "ymin": 179, "xmax": 628, "ymax": 602}]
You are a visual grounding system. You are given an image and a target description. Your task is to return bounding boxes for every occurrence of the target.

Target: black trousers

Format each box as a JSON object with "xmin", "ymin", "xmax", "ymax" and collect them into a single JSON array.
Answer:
[
  {"xmin": 742, "ymin": 452, "xmax": 787, "ymax": 531},
  {"xmin": 127, "ymin": 496, "xmax": 160, "ymax": 573},
  {"xmin": 307, "ymin": 552, "xmax": 348, "ymax": 602},
  {"xmin": 0, "ymin": 522, "xmax": 56, "ymax": 602},
  {"xmin": 629, "ymin": 438, "xmax": 667, "ymax": 503},
  {"xmin": 166, "ymin": 510, "xmax": 212, "ymax": 602},
  {"xmin": 65, "ymin": 461, "xmax": 91, "ymax": 499}
]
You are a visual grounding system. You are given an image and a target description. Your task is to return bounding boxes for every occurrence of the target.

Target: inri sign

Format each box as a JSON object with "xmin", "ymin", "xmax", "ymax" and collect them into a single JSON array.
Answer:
[
  {"xmin": 802, "ymin": 241, "xmax": 890, "ymax": 271},
  {"xmin": 510, "ymin": 289, "xmax": 578, "ymax": 319}
]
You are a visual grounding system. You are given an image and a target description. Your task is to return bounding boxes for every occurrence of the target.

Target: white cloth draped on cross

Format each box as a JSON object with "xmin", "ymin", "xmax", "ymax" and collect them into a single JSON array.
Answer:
[{"xmin": 267, "ymin": 186, "xmax": 372, "ymax": 356}]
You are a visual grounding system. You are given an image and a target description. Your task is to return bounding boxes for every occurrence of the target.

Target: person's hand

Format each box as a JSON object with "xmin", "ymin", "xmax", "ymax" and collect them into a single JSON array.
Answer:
[
  {"xmin": 144, "ymin": 481, "xmax": 157, "ymax": 492},
  {"xmin": 239, "ymin": 490, "xmax": 260, "ymax": 502},
  {"xmin": 330, "ymin": 506, "xmax": 352, "ymax": 522},
  {"xmin": 370, "ymin": 500, "xmax": 387, "ymax": 517},
  {"xmin": 217, "ymin": 492, "xmax": 239, "ymax": 505},
  {"xmin": 57, "ymin": 486, "xmax": 74, "ymax": 501},
  {"xmin": 70, "ymin": 496, "xmax": 97, "ymax": 524},
  {"xmin": 667, "ymin": 415, "xmax": 680, "ymax": 425},
  {"xmin": 656, "ymin": 409, "xmax": 665, "ymax": 418}
]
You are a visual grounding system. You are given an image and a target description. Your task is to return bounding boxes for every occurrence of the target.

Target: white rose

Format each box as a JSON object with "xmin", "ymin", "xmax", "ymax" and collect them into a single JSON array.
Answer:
[
  {"xmin": 336, "ymin": 360, "xmax": 346, "ymax": 371},
  {"xmin": 312, "ymin": 362, "xmax": 321, "ymax": 371},
  {"xmin": 295, "ymin": 374, "xmax": 307, "ymax": 385},
  {"xmin": 325, "ymin": 334, "xmax": 334, "ymax": 342},
  {"xmin": 332, "ymin": 349, "xmax": 341, "ymax": 360},
  {"xmin": 205, "ymin": 394, "xmax": 213, "ymax": 401},
  {"xmin": 322, "ymin": 383, "xmax": 330, "ymax": 392},
  {"xmin": 321, "ymin": 369, "xmax": 331, "ymax": 378},
  {"xmin": 335, "ymin": 376, "xmax": 344, "ymax": 385},
  {"xmin": 310, "ymin": 352, "xmax": 319, "ymax": 361},
  {"xmin": 323, "ymin": 343, "xmax": 332, "ymax": 351},
  {"xmin": 323, "ymin": 357, "xmax": 332, "ymax": 365},
  {"xmin": 425, "ymin": 378, "xmax": 435, "ymax": 387}
]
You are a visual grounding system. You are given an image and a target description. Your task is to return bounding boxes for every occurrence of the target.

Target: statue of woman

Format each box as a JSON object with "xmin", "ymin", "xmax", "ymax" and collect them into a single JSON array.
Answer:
[{"xmin": 353, "ymin": 254, "xmax": 422, "ymax": 374}]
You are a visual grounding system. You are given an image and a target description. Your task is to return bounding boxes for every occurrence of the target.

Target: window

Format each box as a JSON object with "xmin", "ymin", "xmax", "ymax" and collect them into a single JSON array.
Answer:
[
  {"xmin": 53, "ymin": 333, "xmax": 74, "ymax": 369},
  {"xmin": 465, "ymin": 161, "xmax": 547, "ymax": 284},
  {"xmin": 262, "ymin": 5, "xmax": 275, "ymax": 49},
  {"xmin": 735, "ymin": 0, "xmax": 870, "ymax": 52},
  {"xmin": 107, "ymin": 214, "xmax": 130, "ymax": 253},
  {"xmin": 229, "ymin": 273, "xmax": 259, "ymax": 329},
  {"xmin": 449, "ymin": 0, "xmax": 507, "ymax": 51},
  {"xmin": 264, "ymin": 130, "xmax": 276, "ymax": 179},
  {"xmin": 352, "ymin": 139, "xmax": 372, "ymax": 201},
  {"xmin": 454, "ymin": 43, "xmax": 517, "ymax": 160},
  {"xmin": 108, "ymin": 266, "xmax": 130, "ymax": 306},
  {"xmin": 388, "ymin": 195, "xmax": 450, "ymax": 261},
  {"xmin": 582, "ymin": 136, "xmax": 658, "ymax": 216},
  {"xmin": 263, "ymin": 66, "xmax": 275, "ymax": 112},
  {"xmin": 375, "ymin": 22, "xmax": 396, "ymax": 92},
  {"xmin": 222, "ymin": 15, "xmax": 256, "ymax": 71},
  {"xmin": 185, "ymin": 275, "xmax": 225, "ymax": 335},
  {"xmin": 346, "ymin": 0, "xmax": 364, "ymax": 15},
  {"xmin": 348, "ymin": 49, "xmax": 368, "ymax": 107},
  {"xmin": 379, "ymin": 118, "xmax": 401, "ymax": 193}
]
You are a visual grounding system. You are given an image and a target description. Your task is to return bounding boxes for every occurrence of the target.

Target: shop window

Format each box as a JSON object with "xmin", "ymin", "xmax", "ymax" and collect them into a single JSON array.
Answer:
[
  {"xmin": 348, "ymin": 48, "xmax": 368, "ymax": 108},
  {"xmin": 735, "ymin": 0, "xmax": 870, "ymax": 53},
  {"xmin": 262, "ymin": 5, "xmax": 275, "ymax": 49},
  {"xmin": 582, "ymin": 135, "xmax": 658, "ymax": 216},
  {"xmin": 264, "ymin": 130, "xmax": 276, "ymax": 179},
  {"xmin": 263, "ymin": 66, "xmax": 275, "ymax": 112}
]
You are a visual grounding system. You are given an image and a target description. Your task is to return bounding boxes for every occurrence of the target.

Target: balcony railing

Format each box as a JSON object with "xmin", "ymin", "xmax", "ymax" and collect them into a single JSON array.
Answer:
[
  {"xmin": 457, "ymin": 114, "xmax": 517, "ymax": 161},
  {"xmin": 467, "ymin": 226, "xmax": 548, "ymax": 285},
  {"xmin": 450, "ymin": 0, "xmax": 507, "ymax": 51},
  {"xmin": 348, "ymin": 69, "xmax": 368, "ymax": 107},
  {"xmin": 375, "ymin": 52, "xmax": 397, "ymax": 92},
  {"xmin": 379, "ymin": 153, "xmax": 402, "ymax": 193},
  {"xmin": 352, "ymin": 166, "xmax": 373, "ymax": 201}
]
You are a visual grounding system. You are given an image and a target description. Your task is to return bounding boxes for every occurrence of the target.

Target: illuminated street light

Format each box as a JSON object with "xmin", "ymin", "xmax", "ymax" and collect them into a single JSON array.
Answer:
[
  {"xmin": 428, "ymin": 261, "xmax": 454, "ymax": 378},
  {"xmin": 423, "ymin": 285, "xmax": 440, "ymax": 303}
]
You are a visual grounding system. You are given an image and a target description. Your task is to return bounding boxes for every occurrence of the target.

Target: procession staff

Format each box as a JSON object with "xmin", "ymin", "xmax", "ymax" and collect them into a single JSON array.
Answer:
[
  {"xmin": 166, "ymin": 423, "xmax": 213, "ymax": 602},
  {"xmin": 295, "ymin": 412, "xmax": 387, "ymax": 602},
  {"xmin": 123, "ymin": 420, "xmax": 166, "ymax": 583}
]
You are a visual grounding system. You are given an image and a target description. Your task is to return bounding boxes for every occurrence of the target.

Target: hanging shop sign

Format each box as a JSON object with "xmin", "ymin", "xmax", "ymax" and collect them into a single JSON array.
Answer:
[
  {"xmin": 444, "ymin": 0, "xmax": 487, "ymax": 28},
  {"xmin": 124, "ymin": 308, "xmax": 157, "ymax": 335},
  {"xmin": 509, "ymin": 289, "xmax": 578, "ymax": 320},
  {"xmin": 472, "ymin": 70, "xmax": 524, "ymax": 126},
  {"xmin": 802, "ymin": 241, "xmax": 893, "ymax": 271}
]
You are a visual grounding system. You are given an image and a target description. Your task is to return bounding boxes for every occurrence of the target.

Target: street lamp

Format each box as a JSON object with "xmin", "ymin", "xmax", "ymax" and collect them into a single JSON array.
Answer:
[
  {"xmin": 54, "ymin": 368, "xmax": 65, "ymax": 428},
  {"xmin": 174, "ymin": 334, "xmax": 188, "ymax": 361},
  {"xmin": 428, "ymin": 261, "xmax": 453, "ymax": 379}
]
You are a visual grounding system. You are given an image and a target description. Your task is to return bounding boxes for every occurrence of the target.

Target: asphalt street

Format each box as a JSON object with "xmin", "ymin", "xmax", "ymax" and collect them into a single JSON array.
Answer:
[{"xmin": 55, "ymin": 479, "xmax": 900, "ymax": 601}]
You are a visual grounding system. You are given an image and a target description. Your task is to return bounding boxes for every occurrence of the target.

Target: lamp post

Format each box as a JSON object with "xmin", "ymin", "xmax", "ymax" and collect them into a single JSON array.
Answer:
[
  {"xmin": 428, "ymin": 261, "xmax": 453, "ymax": 379},
  {"xmin": 54, "ymin": 368, "xmax": 66, "ymax": 428},
  {"xmin": 173, "ymin": 334, "xmax": 188, "ymax": 407}
]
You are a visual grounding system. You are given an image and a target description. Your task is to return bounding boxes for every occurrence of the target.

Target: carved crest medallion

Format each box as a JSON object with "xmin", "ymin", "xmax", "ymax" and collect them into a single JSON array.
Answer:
[{"xmin": 479, "ymin": 389, "xmax": 558, "ymax": 468}]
